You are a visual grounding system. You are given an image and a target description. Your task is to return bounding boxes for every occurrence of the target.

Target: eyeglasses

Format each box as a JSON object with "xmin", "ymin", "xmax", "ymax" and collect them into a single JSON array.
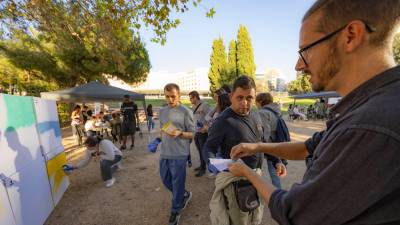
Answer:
[{"xmin": 298, "ymin": 21, "xmax": 376, "ymax": 66}]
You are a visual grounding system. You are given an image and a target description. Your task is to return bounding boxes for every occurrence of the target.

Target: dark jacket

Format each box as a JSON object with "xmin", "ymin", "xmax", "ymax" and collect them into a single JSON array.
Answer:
[{"xmin": 269, "ymin": 66, "xmax": 400, "ymax": 225}]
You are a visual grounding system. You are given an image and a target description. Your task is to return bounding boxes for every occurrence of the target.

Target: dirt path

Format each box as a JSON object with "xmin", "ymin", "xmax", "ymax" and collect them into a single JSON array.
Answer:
[{"xmin": 45, "ymin": 119, "xmax": 325, "ymax": 225}]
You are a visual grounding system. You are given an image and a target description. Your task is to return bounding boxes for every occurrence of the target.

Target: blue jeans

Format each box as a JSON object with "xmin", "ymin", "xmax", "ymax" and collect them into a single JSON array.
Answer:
[
  {"xmin": 100, "ymin": 155, "xmax": 122, "ymax": 181},
  {"xmin": 147, "ymin": 116, "xmax": 155, "ymax": 131},
  {"xmin": 267, "ymin": 160, "xmax": 282, "ymax": 189},
  {"xmin": 159, "ymin": 158, "xmax": 187, "ymax": 213}
]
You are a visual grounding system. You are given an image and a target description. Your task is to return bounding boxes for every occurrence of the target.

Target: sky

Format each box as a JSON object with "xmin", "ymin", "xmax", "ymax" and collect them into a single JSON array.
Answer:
[{"xmin": 140, "ymin": 0, "xmax": 316, "ymax": 82}]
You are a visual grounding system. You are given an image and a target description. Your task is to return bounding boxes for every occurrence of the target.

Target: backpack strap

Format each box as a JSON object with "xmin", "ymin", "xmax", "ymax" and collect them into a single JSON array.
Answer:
[{"xmin": 193, "ymin": 103, "xmax": 202, "ymax": 114}]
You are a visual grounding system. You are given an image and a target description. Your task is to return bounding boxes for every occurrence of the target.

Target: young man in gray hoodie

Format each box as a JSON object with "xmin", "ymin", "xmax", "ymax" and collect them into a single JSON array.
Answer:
[
  {"xmin": 256, "ymin": 92, "xmax": 287, "ymax": 189},
  {"xmin": 158, "ymin": 83, "xmax": 194, "ymax": 225}
]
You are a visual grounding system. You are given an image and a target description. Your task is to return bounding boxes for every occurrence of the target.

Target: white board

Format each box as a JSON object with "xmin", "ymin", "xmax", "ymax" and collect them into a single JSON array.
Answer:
[
  {"xmin": 0, "ymin": 185, "xmax": 16, "ymax": 225},
  {"xmin": 6, "ymin": 157, "xmax": 54, "ymax": 225},
  {"xmin": 33, "ymin": 97, "xmax": 64, "ymax": 159}
]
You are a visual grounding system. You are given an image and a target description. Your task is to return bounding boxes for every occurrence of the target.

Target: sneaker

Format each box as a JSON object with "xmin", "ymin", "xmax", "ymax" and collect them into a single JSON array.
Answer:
[
  {"xmin": 181, "ymin": 191, "xmax": 192, "ymax": 211},
  {"xmin": 194, "ymin": 166, "xmax": 203, "ymax": 172},
  {"xmin": 168, "ymin": 212, "xmax": 180, "ymax": 225},
  {"xmin": 130, "ymin": 144, "xmax": 134, "ymax": 150},
  {"xmin": 120, "ymin": 145, "xmax": 126, "ymax": 150},
  {"xmin": 113, "ymin": 163, "xmax": 123, "ymax": 171},
  {"xmin": 195, "ymin": 170, "xmax": 205, "ymax": 177},
  {"xmin": 105, "ymin": 177, "xmax": 116, "ymax": 188}
]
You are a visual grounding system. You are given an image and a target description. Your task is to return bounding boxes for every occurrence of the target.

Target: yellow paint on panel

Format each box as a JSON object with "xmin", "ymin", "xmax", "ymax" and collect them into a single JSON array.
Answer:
[{"xmin": 46, "ymin": 152, "xmax": 67, "ymax": 196}]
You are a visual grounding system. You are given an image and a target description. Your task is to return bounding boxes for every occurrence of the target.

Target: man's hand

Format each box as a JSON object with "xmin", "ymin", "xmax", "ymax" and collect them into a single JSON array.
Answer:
[
  {"xmin": 166, "ymin": 129, "xmax": 183, "ymax": 139},
  {"xmin": 230, "ymin": 143, "xmax": 259, "ymax": 160},
  {"xmin": 199, "ymin": 126, "xmax": 208, "ymax": 133},
  {"xmin": 275, "ymin": 163, "xmax": 287, "ymax": 177},
  {"xmin": 228, "ymin": 162, "xmax": 252, "ymax": 177}
]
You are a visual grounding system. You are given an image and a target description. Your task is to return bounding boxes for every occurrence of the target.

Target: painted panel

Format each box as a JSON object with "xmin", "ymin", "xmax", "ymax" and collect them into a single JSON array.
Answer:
[
  {"xmin": 46, "ymin": 152, "xmax": 70, "ymax": 205},
  {"xmin": 33, "ymin": 97, "xmax": 64, "ymax": 157},
  {"xmin": 0, "ymin": 95, "xmax": 42, "ymax": 177}
]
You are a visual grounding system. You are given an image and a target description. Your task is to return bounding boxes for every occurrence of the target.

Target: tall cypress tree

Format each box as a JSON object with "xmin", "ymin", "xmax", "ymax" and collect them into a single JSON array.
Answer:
[
  {"xmin": 208, "ymin": 37, "xmax": 227, "ymax": 92},
  {"xmin": 226, "ymin": 39, "xmax": 238, "ymax": 84},
  {"xmin": 236, "ymin": 25, "xmax": 256, "ymax": 80}
]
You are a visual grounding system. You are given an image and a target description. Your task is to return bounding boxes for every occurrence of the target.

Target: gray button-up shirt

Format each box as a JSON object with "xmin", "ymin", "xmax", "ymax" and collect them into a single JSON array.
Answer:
[{"xmin": 269, "ymin": 66, "xmax": 400, "ymax": 225}]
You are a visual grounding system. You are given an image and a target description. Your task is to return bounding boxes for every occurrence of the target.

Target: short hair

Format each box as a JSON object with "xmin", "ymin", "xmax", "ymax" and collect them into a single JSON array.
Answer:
[
  {"xmin": 256, "ymin": 93, "xmax": 274, "ymax": 107},
  {"xmin": 84, "ymin": 136, "xmax": 100, "ymax": 147},
  {"xmin": 189, "ymin": 91, "xmax": 200, "ymax": 100},
  {"xmin": 164, "ymin": 83, "xmax": 180, "ymax": 93},
  {"xmin": 220, "ymin": 84, "xmax": 232, "ymax": 93},
  {"xmin": 123, "ymin": 94, "xmax": 130, "ymax": 99},
  {"xmin": 232, "ymin": 76, "xmax": 256, "ymax": 92},
  {"xmin": 303, "ymin": 0, "xmax": 400, "ymax": 47}
]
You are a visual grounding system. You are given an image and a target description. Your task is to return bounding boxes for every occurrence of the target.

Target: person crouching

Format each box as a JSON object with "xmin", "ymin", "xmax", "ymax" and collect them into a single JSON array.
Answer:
[{"xmin": 84, "ymin": 136, "xmax": 123, "ymax": 187}]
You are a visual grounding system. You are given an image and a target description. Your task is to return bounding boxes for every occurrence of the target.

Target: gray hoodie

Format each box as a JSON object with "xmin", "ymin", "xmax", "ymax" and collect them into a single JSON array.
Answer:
[{"xmin": 258, "ymin": 103, "xmax": 281, "ymax": 143}]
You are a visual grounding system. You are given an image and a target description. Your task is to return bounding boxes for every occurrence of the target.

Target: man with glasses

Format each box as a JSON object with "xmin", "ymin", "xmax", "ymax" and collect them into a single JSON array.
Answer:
[{"xmin": 228, "ymin": 0, "xmax": 400, "ymax": 225}]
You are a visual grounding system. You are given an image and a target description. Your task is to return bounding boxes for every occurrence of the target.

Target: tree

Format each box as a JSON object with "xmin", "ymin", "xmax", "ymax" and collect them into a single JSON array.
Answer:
[
  {"xmin": 287, "ymin": 74, "xmax": 312, "ymax": 95},
  {"xmin": 236, "ymin": 25, "xmax": 256, "ymax": 80},
  {"xmin": 208, "ymin": 38, "xmax": 227, "ymax": 92},
  {"xmin": 0, "ymin": 55, "xmax": 58, "ymax": 95},
  {"xmin": 394, "ymin": 33, "xmax": 400, "ymax": 65},
  {"xmin": 0, "ymin": 0, "xmax": 214, "ymax": 88},
  {"xmin": 0, "ymin": 0, "xmax": 214, "ymax": 45},
  {"xmin": 224, "ymin": 39, "xmax": 237, "ymax": 85}
]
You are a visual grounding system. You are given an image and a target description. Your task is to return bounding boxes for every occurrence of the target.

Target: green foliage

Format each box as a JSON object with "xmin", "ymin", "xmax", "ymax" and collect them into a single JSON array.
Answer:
[
  {"xmin": 394, "ymin": 33, "xmax": 400, "ymax": 65},
  {"xmin": 236, "ymin": 25, "xmax": 256, "ymax": 80},
  {"xmin": 0, "ymin": 0, "xmax": 214, "ymax": 89},
  {"xmin": 0, "ymin": 55, "xmax": 58, "ymax": 96},
  {"xmin": 208, "ymin": 38, "xmax": 227, "ymax": 92},
  {"xmin": 224, "ymin": 39, "xmax": 237, "ymax": 85},
  {"xmin": 0, "ymin": 0, "xmax": 213, "ymax": 46},
  {"xmin": 287, "ymin": 74, "xmax": 312, "ymax": 95}
]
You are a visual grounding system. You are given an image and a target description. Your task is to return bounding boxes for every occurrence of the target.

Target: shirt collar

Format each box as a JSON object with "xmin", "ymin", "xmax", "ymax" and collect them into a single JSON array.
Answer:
[{"xmin": 330, "ymin": 66, "xmax": 400, "ymax": 118}]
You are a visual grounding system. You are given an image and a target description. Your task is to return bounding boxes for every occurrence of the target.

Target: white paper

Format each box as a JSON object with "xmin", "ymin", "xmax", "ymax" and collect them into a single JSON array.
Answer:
[{"xmin": 209, "ymin": 158, "xmax": 241, "ymax": 172}]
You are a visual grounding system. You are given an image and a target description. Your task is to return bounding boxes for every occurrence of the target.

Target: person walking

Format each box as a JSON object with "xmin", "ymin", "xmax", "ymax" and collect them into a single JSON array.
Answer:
[
  {"xmin": 255, "ymin": 93, "xmax": 287, "ymax": 189},
  {"xmin": 189, "ymin": 90, "xmax": 211, "ymax": 177},
  {"xmin": 158, "ymin": 83, "xmax": 194, "ymax": 225}
]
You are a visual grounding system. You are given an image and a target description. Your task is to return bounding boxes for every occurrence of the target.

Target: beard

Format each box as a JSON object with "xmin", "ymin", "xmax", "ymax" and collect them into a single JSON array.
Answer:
[{"xmin": 309, "ymin": 41, "xmax": 341, "ymax": 92}]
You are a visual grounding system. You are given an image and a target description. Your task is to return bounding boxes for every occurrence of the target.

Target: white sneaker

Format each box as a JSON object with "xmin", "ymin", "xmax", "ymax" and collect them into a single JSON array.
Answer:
[{"xmin": 105, "ymin": 177, "xmax": 116, "ymax": 187}]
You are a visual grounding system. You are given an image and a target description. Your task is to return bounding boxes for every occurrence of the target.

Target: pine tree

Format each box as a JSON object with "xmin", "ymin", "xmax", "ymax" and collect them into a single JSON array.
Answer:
[
  {"xmin": 208, "ymin": 38, "xmax": 227, "ymax": 92},
  {"xmin": 236, "ymin": 25, "xmax": 256, "ymax": 80}
]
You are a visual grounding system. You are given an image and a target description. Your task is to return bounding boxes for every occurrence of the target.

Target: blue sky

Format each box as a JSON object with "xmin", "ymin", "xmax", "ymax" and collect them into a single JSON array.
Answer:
[{"xmin": 141, "ymin": 0, "xmax": 316, "ymax": 81}]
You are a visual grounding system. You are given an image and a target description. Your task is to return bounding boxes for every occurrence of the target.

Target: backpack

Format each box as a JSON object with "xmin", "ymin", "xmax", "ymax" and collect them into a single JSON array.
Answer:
[{"xmin": 262, "ymin": 107, "xmax": 291, "ymax": 143}]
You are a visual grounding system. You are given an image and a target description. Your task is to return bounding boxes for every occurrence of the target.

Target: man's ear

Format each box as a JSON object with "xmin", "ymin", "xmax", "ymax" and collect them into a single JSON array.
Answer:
[{"xmin": 343, "ymin": 20, "xmax": 368, "ymax": 53}]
